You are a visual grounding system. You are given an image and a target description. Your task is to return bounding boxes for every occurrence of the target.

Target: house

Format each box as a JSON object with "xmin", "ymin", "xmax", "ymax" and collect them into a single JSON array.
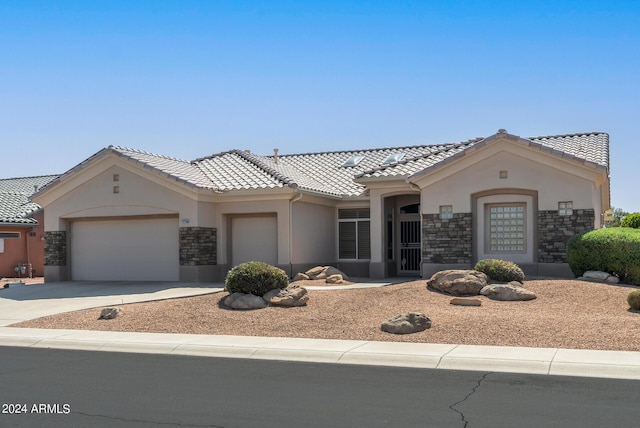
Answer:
[
  {"xmin": 32, "ymin": 130, "xmax": 610, "ymax": 282},
  {"xmin": 0, "ymin": 175, "xmax": 59, "ymax": 278}
]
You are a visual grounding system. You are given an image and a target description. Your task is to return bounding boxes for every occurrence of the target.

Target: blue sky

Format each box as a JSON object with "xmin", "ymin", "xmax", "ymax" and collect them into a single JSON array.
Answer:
[{"xmin": 1, "ymin": 1, "xmax": 638, "ymax": 212}]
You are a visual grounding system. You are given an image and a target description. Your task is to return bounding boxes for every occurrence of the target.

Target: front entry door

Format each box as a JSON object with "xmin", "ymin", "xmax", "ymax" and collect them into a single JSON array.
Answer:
[{"xmin": 399, "ymin": 218, "xmax": 421, "ymax": 274}]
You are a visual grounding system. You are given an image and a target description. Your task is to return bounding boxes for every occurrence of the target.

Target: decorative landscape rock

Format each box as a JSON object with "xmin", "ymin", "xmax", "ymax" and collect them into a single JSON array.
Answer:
[
  {"xmin": 480, "ymin": 282, "xmax": 537, "ymax": 301},
  {"xmin": 450, "ymin": 297, "xmax": 482, "ymax": 306},
  {"xmin": 263, "ymin": 285, "xmax": 309, "ymax": 307},
  {"xmin": 292, "ymin": 272, "xmax": 310, "ymax": 282},
  {"xmin": 579, "ymin": 270, "xmax": 620, "ymax": 284},
  {"xmin": 426, "ymin": 270, "xmax": 488, "ymax": 296},
  {"xmin": 381, "ymin": 312, "xmax": 431, "ymax": 334},
  {"xmin": 99, "ymin": 307, "xmax": 121, "ymax": 320},
  {"xmin": 224, "ymin": 292, "xmax": 269, "ymax": 310},
  {"xmin": 304, "ymin": 266, "xmax": 350, "ymax": 281},
  {"xmin": 325, "ymin": 274, "xmax": 344, "ymax": 284}
]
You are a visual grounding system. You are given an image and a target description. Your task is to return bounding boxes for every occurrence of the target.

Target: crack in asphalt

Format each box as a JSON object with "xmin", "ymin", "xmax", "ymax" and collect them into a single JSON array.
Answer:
[
  {"xmin": 449, "ymin": 372, "xmax": 492, "ymax": 428},
  {"xmin": 74, "ymin": 411, "xmax": 225, "ymax": 427}
]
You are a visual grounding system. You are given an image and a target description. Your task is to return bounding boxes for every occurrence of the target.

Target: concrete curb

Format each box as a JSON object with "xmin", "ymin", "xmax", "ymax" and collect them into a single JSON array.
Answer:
[{"xmin": 1, "ymin": 327, "xmax": 639, "ymax": 380}]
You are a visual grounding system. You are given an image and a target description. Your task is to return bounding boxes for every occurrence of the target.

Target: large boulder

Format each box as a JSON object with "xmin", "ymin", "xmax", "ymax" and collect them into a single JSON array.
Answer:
[
  {"xmin": 292, "ymin": 272, "xmax": 310, "ymax": 282},
  {"xmin": 426, "ymin": 270, "xmax": 488, "ymax": 296},
  {"xmin": 263, "ymin": 285, "xmax": 309, "ymax": 307},
  {"xmin": 325, "ymin": 274, "xmax": 344, "ymax": 284},
  {"xmin": 381, "ymin": 312, "xmax": 432, "ymax": 334},
  {"xmin": 579, "ymin": 270, "xmax": 620, "ymax": 284},
  {"xmin": 480, "ymin": 282, "xmax": 537, "ymax": 301},
  {"xmin": 305, "ymin": 266, "xmax": 349, "ymax": 281},
  {"xmin": 224, "ymin": 292, "xmax": 268, "ymax": 310}
]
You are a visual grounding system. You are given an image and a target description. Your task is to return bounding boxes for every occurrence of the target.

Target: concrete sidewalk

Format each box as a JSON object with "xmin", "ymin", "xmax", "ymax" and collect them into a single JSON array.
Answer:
[
  {"xmin": 1, "ymin": 280, "xmax": 639, "ymax": 381},
  {"xmin": 1, "ymin": 327, "xmax": 639, "ymax": 380}
]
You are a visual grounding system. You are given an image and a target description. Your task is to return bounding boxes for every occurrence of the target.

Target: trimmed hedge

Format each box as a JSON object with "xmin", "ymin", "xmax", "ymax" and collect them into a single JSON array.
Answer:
[
  {"xmin": 225, "ymin": 261, "xmax": 288, "ymax": 296},
  {"xmin": 567, "ymin": 228, "xmax": 640, "ymax": 285},
  {"xmin": 621, "ymin": 212, "xmax": 640, "ymax": 229},
  {"xmin": 474, "ymin": 259, "xmax": 525, "ymax": 283}
]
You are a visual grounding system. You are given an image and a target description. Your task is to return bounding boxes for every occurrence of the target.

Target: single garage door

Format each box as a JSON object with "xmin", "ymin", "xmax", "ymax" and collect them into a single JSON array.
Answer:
[
  {"xmin": 231, "ymin": 215, "xmax": 278, "ymax": 266},
  {"xmin": 71, "ymin": 217, "xmax": 179, "ymax": 281}
]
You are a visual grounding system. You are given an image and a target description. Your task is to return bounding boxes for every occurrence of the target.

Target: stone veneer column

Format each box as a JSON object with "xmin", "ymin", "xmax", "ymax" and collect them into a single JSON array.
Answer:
[
  {"xmin": 179, "ymin": 227, "xmax": 217, "ymax": 266},
  {"xmin": 44, "ymin": 231, "xmax": 67, "ymax": 266},
  {"xmin": 422, "ymin": 213, "xmax": 473, "ymax": 264},
  {"xmin": 538, "ymin": 209, "xmax": 595, "ymax": 263}
]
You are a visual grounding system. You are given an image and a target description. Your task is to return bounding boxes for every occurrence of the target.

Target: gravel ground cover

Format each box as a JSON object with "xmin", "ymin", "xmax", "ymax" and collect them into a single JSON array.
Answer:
[{"xmin": 12, "ymin": 278, "xmax": 640, "ymax": 351}]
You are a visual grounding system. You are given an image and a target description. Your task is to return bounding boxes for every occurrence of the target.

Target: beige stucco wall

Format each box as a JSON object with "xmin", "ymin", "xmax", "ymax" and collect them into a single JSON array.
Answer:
[
  {"xmin": 42, "ymin": 163, "xmax": 197, "ymax": 230},
  {"xmin": 291, "ymin": 201, "xmax": 335, "ymax": 264},
  {"xmin": 418, "ymin": 149, "xmax": 598, "ymax": 215}
]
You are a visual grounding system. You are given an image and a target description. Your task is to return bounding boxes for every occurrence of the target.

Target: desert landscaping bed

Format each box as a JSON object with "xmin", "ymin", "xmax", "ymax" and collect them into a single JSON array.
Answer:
[{"xmin": 12, "ymin": 278, "xmax": 640, "ymax": 351}]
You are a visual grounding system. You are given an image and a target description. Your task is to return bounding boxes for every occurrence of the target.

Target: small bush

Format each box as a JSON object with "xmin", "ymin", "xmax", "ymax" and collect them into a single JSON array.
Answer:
[
  {"xmin": 627, "ymin": 290, "xmax": 640, "ymax": 310},
  {"xmin": 621, "ymin": 213, "xmax": 640, "ymax": 229},
  {"xmin": 567, "ymin": 228, "xmax": 640, "ymax": 286},
  {"xmin": 225, "ymin": 261, "xmax": 288, "ymax": 296},
  {"xmin": 474, "ymin": 259, "xmax": 525, "ymax": 283}
]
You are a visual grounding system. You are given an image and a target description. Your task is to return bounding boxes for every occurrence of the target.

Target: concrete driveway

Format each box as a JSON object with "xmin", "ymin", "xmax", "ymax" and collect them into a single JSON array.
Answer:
[{"xmin": 0, "ymin": 281, "xmax": 224, "ymax": 326}]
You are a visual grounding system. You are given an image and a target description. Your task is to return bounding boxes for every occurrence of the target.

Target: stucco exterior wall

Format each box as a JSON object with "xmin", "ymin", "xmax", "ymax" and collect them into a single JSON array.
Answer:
[
  {"xmin": 291, "ymin": 201, "xmax": 335, "ymax": 265},
  {"xmin": 43, "ymin": 165, "xmax": 197, "ymax": 231},
  {"xmin": 0, "ymin": 212, "xmax": 45, "ymax": 278},
  {"xmin": 419, "ymin": 150, "xmax": 597, "ymax": 215}
]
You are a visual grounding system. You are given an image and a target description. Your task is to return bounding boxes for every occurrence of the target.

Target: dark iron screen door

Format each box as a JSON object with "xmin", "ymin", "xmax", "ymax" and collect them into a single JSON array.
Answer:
[{"xmin": 399, "ymin": 219, "xmax": 421, "ymax": 274}]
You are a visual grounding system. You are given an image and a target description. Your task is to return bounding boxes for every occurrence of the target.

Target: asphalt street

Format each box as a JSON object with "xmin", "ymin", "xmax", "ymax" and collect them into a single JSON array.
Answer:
[{"xmin": 1, "ymin": 347, "xmax": 639, "ymax": 428}]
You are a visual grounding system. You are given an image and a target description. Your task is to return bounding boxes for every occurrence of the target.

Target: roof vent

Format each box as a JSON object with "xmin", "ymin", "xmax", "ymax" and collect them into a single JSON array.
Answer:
[
  {"xmin": 498, "ymin": 129, "xmax": 507, "ymax": 134},
  {"xmin": 342, "ymin": 155, "xmax": 365, "ymax": 167},
  {"xmin": 382, "ymin": 153, "xmax": 405, "ymax": 165}
]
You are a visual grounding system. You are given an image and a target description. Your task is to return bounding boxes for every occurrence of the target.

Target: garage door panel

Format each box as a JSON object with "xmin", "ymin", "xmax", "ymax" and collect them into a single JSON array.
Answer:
[
  {"xmin": 71, "ymin": 218, "xmax": 179, "ymax": 281},
  {"xmin": 232, "ymin": 216, "xmax": 277, "ymax": 266}
]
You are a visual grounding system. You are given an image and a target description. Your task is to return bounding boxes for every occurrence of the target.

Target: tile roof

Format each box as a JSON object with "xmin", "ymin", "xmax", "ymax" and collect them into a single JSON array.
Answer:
[
  {"xmin": 358, "ymin": 131, "xmax": 609, "ymax": 181},
  {"xmin": 40, "ymin": 131, "xmax": 609, "ymax": 200},
  {"xmin": 0, "ymin": 175, "xmax": 58, "ymax": 225}
]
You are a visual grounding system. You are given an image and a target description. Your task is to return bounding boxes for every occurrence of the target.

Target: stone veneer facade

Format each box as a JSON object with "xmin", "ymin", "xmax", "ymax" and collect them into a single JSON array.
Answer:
[
  {"xmin": 422, "ymin": 213, "xmax": 473, "ymax": 264},
  {"xmin": 538, "ymin": 209, "xmax": 595, "ymax": 263},
  {"xmin": 44, "ymin": 231, "xmax": 67, "ymax": 266},
  {"xmin": 179, "ymin": 227, "xmax": 217, "ymax": 266}
]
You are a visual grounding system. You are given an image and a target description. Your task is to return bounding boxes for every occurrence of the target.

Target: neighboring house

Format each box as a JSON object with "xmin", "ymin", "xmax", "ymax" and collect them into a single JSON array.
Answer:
[
  {"xmin": 0, "ymin": 175, "xmax": 59, "ymax": 278},
  {"xmin": 32, "ymin": 130, "xmax": 610, "ymax": 282}
]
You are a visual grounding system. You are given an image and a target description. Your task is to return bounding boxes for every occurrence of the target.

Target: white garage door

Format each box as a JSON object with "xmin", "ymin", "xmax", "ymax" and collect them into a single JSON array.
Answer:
[
  {"xmin": 231, "ymin": 216, "xmax": 278, "ymax": 266},
  {"xmin": 71, "ymin": 217, "xmax": 179, "ymax": 281}
]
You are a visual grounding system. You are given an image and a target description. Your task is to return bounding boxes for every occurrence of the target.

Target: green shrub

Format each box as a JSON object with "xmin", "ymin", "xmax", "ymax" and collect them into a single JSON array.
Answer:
[
  {"xmin": 474, "ymin": 259, "xmax": 525, "ymax": 283},
  {"xmin": 627, "ymin": 290, "xmax": 640, "ymax": 310},
  {"xmin": 567, "ymin": 228, "xmax": 640, "ymax": 286},
  {"xmin": 225, "ymin": 261, "xmax": 288, "ymax": 296},
  {"xmin": 621, "ymin": 213, "xmax": 640, "ymax": 229}
]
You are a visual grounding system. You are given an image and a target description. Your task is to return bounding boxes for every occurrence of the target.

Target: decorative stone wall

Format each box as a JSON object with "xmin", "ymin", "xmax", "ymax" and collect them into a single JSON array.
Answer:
[
  {"xmin": 44, "ymin": 231, "xmax": 67, "ymax": 266},
  {"xmin": 422, "ymin": 213, "xmax": 473, "ymax": 264},
  {"xmin": 179, "ymin": 227, "xmax": 217, "ymax": 266},
  {"xmin": 538, "ymin": 209, "xmax": 595, "ymax": 263}
]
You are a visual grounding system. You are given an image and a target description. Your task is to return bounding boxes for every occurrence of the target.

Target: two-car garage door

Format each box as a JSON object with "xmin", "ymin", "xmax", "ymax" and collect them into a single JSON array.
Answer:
[{"xmin": 71, "ymin": 217, "xmax": 179, "ymax": 281}]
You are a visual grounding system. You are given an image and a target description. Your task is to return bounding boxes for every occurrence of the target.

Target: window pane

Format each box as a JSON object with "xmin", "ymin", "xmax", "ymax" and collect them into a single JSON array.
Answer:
[
  {"xmin": 488, "ymin": 204, "xmax": 525, "ymax": 252},
  {"xmin": 339, "ymin": 222, "xmax": 356, "ymax": 258},
  {"xmin": 358, "ymin": 221, "xmax": 371, "ymax": 259},
  {"xmin": 338, "ymin": 209, "xmax": 358, "ymax": 219}
]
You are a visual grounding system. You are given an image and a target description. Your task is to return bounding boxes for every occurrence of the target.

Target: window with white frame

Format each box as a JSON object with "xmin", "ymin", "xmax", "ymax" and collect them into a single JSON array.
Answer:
[
  {"xmin": 558, "ymin": 201, "xmax": 573, "ymax": 216},
  {"xmin": 488, "ymin": 204, "xmax": 525, "ymax": 253},
  {"xmin": 338, "ymin": 208, "xmax": 370, "ymax": 259},
  {"xmin": 439, "ymin": 205, "xmax": 453, "ymax": 220}
]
